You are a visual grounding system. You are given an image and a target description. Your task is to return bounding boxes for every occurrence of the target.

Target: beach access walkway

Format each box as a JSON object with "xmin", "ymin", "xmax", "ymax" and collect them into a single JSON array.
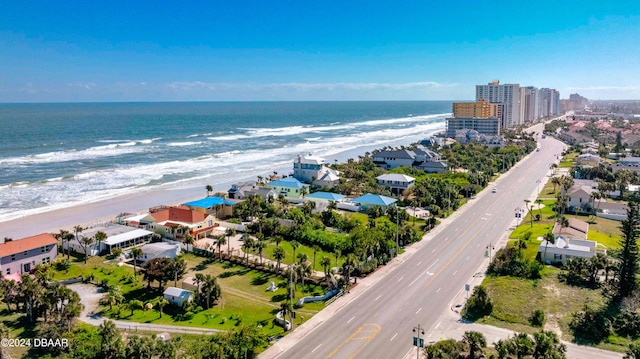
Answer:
[{"xmin": 68, "ymin": 283, "xmax": 222, "ymax": 335}]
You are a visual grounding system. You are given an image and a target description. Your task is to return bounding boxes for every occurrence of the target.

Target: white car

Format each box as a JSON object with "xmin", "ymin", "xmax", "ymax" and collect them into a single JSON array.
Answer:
[{"xmin": 492, "ymin": 188, "xmax": 497, "ymax": 193}]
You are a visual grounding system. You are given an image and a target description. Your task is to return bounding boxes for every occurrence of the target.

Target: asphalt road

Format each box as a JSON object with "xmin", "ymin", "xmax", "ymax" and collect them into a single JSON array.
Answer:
[{"xmin": 264, "ymin": 125, "xmax": 573, "ymax": 359}]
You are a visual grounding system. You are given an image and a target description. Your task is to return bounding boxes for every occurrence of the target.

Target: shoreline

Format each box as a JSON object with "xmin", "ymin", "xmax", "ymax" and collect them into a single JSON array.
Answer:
[{"xmin": 0, "ymin": 133, "xmax": 436, "ymax": 239}]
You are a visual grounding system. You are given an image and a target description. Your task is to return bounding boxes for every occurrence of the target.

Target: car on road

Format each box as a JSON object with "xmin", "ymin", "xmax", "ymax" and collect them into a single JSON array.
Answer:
[{"xmin": 492, "ymin": 188, "xmax": 497, "ymax": 193}]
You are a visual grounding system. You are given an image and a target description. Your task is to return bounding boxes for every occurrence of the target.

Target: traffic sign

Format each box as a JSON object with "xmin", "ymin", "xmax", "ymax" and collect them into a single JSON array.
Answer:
[{"xmin": 413, "ymin": 337, "xmax": 424, "ymax": 347}]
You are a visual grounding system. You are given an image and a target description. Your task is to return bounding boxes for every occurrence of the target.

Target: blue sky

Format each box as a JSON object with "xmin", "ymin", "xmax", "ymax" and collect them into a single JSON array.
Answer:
[{"xmin": 1, "ymin": 1, "xmax": 639, "ymax": 102}]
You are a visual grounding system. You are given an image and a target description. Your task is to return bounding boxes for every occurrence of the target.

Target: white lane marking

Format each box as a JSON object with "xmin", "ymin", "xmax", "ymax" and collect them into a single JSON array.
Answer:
[
  {"xmin": 375, "ymin": 294, "xmax": 381, "ymax": 301},
  {"xmin": 427, "ymin": 272, "xmax": 434, "ymax": 276},
  {"xmin": 432, "ymin": 248, "xmax": 436, "ymax": 253},
  {"xmin": 312, "ymin": 344, "xmax": 322, "ymax": 353},
  {"xmin": 435, "ymin": 322, "xmax": 441, "ymax": 329},
  {"xmin": 416, "ymin": 307, "xmax": 422, "ymax": 314},
  {"xmin": 486, "ymin": 213, "xmax": 492, "ymax": 216},
  {"xmin": 398, "ymin": 276, "xmax": 404, "ymax": 282},
  {"xmin": 390, "ymin": 333, "xmax": 398, "ymax": 341},
  {"xmin": 444, "ymin": 237, "xmax": 449, "ymax": 241},
  {"xmin": 466, "ymin": 256, "xmax": 470, "ymax": 261},
  {"xmin": 453, "ymin": 270, "xmax": 457, "ymax": 276},
  {"xmin": 417, "ymin": 261, "xmax": 422, "ymax": 266},
  {"xmin": 426, "ymin": 259, "xmax": 440, "ymax": 271},
  {"xmin": 481, "ymin": 217, "xmax": 487, "ymax": 220},
  {"xmin": 347, "ymin": 316, "xmax": 355, "ymax": 324},
  {"xmin": 455, "ymin": 228, "xmax": 459, "ymax": 232},
  {"xmin": 436, "ymin": 287, "xmax": 441, "ymax": 293}
]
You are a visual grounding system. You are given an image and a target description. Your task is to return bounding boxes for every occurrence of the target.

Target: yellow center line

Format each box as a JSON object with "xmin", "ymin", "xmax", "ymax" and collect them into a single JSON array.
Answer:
[{"xmin": 325, "ymin": 323, "xmax": 381, "ymax": 359}]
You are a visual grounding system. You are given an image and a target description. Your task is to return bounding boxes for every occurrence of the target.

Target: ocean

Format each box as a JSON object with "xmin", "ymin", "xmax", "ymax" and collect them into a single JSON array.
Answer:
[{"xmin": 0, "ymin": 101, "xmax": 450, "ymax": 223}]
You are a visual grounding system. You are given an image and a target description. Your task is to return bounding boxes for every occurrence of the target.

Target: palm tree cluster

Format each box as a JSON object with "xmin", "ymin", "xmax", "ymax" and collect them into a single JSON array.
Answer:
[
  {"xmin": 0, "ymin": 265, "xmax": 83, "ymax": 341},
  {"xmin": 424, "ymin": 330, "xmax": 566, "ymax": 359},
  {"xmin": 194, "ymin": 273, "xmax": 222, "ymax": 309}
]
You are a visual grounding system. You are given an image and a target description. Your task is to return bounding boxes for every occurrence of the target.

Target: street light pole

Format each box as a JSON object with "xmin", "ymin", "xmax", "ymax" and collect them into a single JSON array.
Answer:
[
  {"xmin": 536, "ymin": 179, "xmax": 541, "ymax": 194},
  {"xmin": 486, "ymin": 242, "xmax": 495, "ymax": 261},
  {"xmin": 413, "ymin": 324, "xmax": 425, "ymax": 359}
]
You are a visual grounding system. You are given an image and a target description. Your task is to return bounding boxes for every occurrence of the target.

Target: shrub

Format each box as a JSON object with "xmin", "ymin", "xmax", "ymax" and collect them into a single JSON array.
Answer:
[
  {"xmin": 462, "ymin": 285, "xmax": 493, "ymax": 321},
  {"xmin": 529, "ymin": 309, "xmax": 545, "ymax": 327}
]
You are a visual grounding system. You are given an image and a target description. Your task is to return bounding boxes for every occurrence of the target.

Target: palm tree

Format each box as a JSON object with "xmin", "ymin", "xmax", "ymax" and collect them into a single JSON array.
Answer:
[
  {"xmin": 320, "ymin": 256, "xmax": 332, "ymax": 278},
  {"xmin": 205, "ymin": 184, "xmax": 213, "ymax": 197},
  {"xmin": 225, "ymin": 227, "xmax": 236, "ymax": 254},
  {"xmin": 541, "ymin": 231, "xmax": 555, "ymax": 265},
  {"xmin": 130, "ymin": 247, "xmax": 143, "ymax": 277},
  {"xmin": 254, "ymin": 240, "xmax": 266, "ymax": 265},
  {"xmin": 81, "ymin": 236, "xmax": 93, "ymax": 263},
  {"xmin": 216, "ymin": 235, "xmax": 226, "ymax": 259},
  {"xmin": 273, "ymin": 235, "xmax": 283, "ymax": 248},
  {"xmin": 290, "ymin": 240, "xmax": 300, "ymax": 263},
  {"xmin": 242, "ymin": 237, "xmax": 254, "ymax": 265},
  {"xmin": 334, "ymin": 249, "xmax": 341, "ymax": 268},
  {"xmin": 157, "ymin": 297, "xmax": 169, "ymax": 318},
  {"xmin": 524, "ymin": 199, "xmax": 533, "ymax": 228},
  {"xmin": 535, "ymin": 199, "xmax": 543, "ymax": 219},
  {"xmin": 184, "ymin": 234, "xmax": 194, "ymax": 253},
  {"xmin": 128, "ymin": 299, "xmax": 143, "ymax": 316},
  {"xmin": 312, "ymin": 245, "xmax": 320, "ymax": 271},
  {"xmin": 550, "ymin": 176, "xmax": 561, "ymax": 193},
  {"xmin": 511, "ymin": 332, "xmax": 534, "ymax": 358},
  {"xmin": 94, "ymin": 231, "xmax": 107, "ymax": 256},
  {"xmin": 73, "ymin": 225, "xmax": 84, "ymax": 259},
  {"xmin": 273, "ymin": 247, "xmax": 285, "ymax": 274},
  {"xmin": 462, "ymin": 331, "xmax": 487, "ymax": 359},
  {"xmin": 297, "ymin": 252, "xmax": 308, "ymax": 265}
]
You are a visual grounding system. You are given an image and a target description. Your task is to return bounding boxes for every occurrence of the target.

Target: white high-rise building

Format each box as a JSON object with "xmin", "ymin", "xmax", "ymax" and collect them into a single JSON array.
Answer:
[{"xmin": 476, "ymin": 80, "xmax": 521, "ymax": 129}]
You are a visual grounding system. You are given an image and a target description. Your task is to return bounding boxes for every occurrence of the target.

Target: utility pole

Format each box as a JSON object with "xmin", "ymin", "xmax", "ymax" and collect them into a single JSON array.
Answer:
[
  {"xmin": 485, "ymin": 242, "xmax": 495, "ymax": 261},
  {"xmin": 413, "ymin": 324, "xmax": 425, "ymax": 359}
]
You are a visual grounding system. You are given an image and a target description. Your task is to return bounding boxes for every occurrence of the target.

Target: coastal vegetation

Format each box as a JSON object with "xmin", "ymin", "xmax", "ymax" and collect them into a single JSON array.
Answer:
[{"xmin": 462, "ymin": 146, "xmax": 640, "ymax": 354}]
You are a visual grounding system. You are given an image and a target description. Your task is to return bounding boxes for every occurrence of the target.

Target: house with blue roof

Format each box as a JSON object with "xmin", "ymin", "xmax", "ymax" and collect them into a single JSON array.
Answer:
[
  {"xmin": 305, "ymin": 191, "xmax": 346, "ymax": 203},
  {"xmin": 266, "ymin": 177, "xmax": 310, "ymax": 199},
  {"xmin": 183, "ymin": 196, "xmax": 239, "ymax": 219},
  {"xmin": 351, "ymin": 193, "xmax": 397, "ymax": 212}
]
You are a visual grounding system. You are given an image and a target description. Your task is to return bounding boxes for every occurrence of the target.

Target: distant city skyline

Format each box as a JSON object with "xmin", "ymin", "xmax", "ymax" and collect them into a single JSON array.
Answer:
[{"xmin": 1, "ymin": 1, "xmax": 639, "ymax": 102}]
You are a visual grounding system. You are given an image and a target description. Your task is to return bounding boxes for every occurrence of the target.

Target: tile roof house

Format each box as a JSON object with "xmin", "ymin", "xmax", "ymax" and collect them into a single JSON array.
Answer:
[
  {"xmin": 146, "ymin": 206, "xmax": 217, "ymax": 240},
  {"xmin": 376, "ymin": 174, "xmax": 415, "ymax": 195},
  {"xmin": 1, "ymin": 233, "xmax": 58, "ymax": 277}
]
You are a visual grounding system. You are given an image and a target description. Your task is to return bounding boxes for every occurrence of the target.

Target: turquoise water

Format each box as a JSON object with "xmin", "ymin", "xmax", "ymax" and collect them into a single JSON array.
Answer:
[{"xmin": 0, "ymin": 101, "xmax": 450, "ymax": 221}]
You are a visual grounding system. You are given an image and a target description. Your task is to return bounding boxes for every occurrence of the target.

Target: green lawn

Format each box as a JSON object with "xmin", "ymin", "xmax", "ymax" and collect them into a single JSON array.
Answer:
[
  {"xmin": 50, "ymin": 253, "xmax": 328, "ymax": 338},
  {"xmin": 260, "ymin": 241, "xmax": 344, "ymax": 272},
  {"xmin": 559, "ymin": 152, "xmax": 578, "ymax": 168}
]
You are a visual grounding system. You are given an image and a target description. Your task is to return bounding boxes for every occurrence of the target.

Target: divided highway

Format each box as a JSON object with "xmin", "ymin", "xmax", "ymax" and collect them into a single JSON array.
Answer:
[{"xmin": 264, "ymin": 126, "xmax": 566, "ymax": 359}]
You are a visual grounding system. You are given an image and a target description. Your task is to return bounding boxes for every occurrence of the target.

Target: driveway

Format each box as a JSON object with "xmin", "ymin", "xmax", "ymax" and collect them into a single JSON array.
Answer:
[{"xmin": 68, "ymin": 283, "xmax": 222, "ymax": 334}]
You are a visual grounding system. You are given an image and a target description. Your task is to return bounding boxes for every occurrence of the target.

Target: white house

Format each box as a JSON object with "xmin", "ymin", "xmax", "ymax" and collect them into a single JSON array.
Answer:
[
  {"xmin": 538, "ymin": 218, "xmax": 605, "ymax": 264},
  {"xmin": 372, "ymin": 149, "xmax": 416, "ymax": 169},
  {"xmin": 293, "ymin": 154, "xmax": 340, "ymax": 188},
  {"xmin": 139, "ymin": 242, "xmax": 181, "ymax": 263},
  {"xmin": 163, "ymin": 287, "xmax": 193, "ymax": 307},
  {"xmin": 64, "ymin": 223, "xmax": 154, "ymax": 255},
  {"xmin": 376, "ymin": 174, "xmax": 415, "ymax": 195}
]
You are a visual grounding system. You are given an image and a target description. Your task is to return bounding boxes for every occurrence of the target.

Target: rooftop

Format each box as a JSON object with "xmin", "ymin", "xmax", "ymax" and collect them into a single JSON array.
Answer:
[
  {"xmin": 0, "ymin": 233, "xmax": 58, "ymax": 258},
  {"xmin": 183, "ymin": 196, "xmax": 237, "ymax": 209},
  {"xmin": 163, "ymin": 286, "xmax": 192, "ymax": 298},
  {"xmin": 351, "ymin": 193, "xmax": 398, "ymax": 206},
  {"xmin": 150, "ymin": 206, "xmax": 208, "ymax": 225},
  {"xmin": 266, "ymin": 177, "xmax": 309, "ymax": 189},
  {"xmin": 305, "ymin": 192, "xmax": 346, "ymax": 201},
  {"xmin": 376, "ymin": 174, "xmax": 415, "ymax": 182},
  {"xmin": 104, "ymin": 228, "xmax": 154, "ymax": 246}
]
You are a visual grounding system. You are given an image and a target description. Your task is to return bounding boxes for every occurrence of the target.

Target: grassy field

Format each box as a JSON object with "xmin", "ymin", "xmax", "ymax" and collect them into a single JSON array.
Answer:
[
  {"xmin": 51, "ymin": 253, "xmax": 327, "ymax": 338},
  {"xmin": 559, "ymin": 152, "xmax": 578, "ymax": 168}
]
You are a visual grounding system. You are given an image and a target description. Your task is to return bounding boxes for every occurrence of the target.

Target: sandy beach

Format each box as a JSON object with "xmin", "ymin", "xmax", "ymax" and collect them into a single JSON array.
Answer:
[{"xmin": 0, "ymin": 139, "xmax": 426, "ymax": 239}]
